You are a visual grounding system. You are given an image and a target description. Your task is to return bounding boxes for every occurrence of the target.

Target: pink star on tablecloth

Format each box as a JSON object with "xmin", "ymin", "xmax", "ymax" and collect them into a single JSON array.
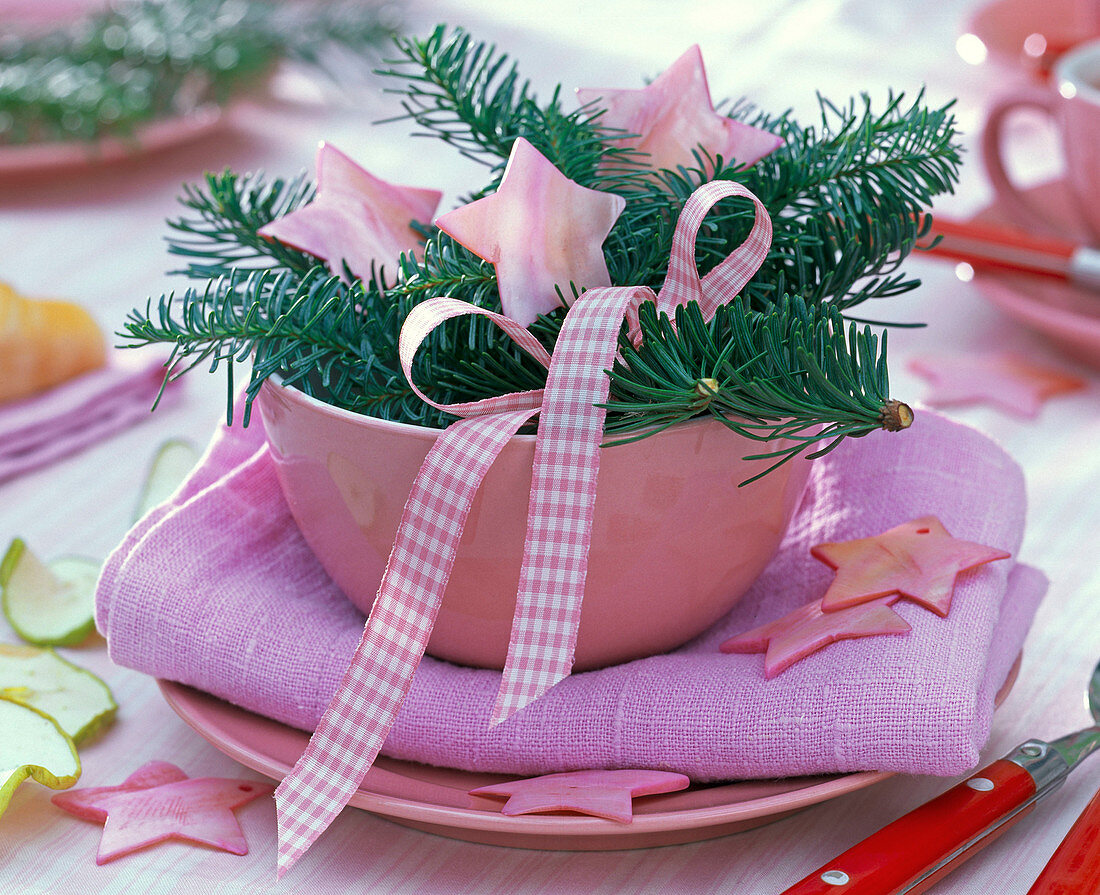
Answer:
[
  {"xmin": 470, "ymin": 769, "xmax": 690, "ymax": 823},
  {"xmin": 909, "ymin": 352, "xmax": 1086, "ymax": 418},
  {"xmin": 52, "ymin": 761, "xmax": 273, "ymax": 864},
  {"xmin": 258, "ymin": 142, "xmax": 442, "ymax": 284},
  {"xmin": 720, "ymin": 595, "xmax": 912, "ymax": 679},
  {"xmin": 812, "ymin": 515, "xmax": 1011, "ymax": 616},
  {"xmin": 434, "ymin": 137, "xmax": 625, "ymax": 326},
  {"xmin": 52, "ymin": 761, "xmax": 189, "ymax": 822},
  {"xmin": 576, "ymin": 45, "xmax": 784, "ymax": 174}
]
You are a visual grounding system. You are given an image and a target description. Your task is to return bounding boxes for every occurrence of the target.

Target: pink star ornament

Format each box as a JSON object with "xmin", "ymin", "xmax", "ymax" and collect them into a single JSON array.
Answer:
[
  {"xmin": 434, "ymin": 137, "xmax": 625, "ymax": 325},
  {"xmin": 909, "ymin": 352, "xmax": 1086, "ymax": 418},
  {"xmin": 470, "ymin": 769, "xmax": 690, "ymax": 823},
  {"xmin": 258, "ymin": 142, "xmax": 442, "ymax": 284},
  {"xmin": 576, "ymin": 45, "xmax": 784, "ymax": 174},
  {"xmin": 52, "ymin": 761, "xmax": 273, "ymax": 864},
  {"xmin": 721, "ymin": 596, "xmax": 912, "ymax": 679},
  {"xmin": 812, "ymin": 515, "xmax": 1011, "ymax": 616}
]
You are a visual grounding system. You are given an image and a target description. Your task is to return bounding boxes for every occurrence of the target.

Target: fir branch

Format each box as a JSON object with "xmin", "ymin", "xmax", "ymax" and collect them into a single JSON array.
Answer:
[
  {"xmin": 711, "ymin": 91, "xmax": 959, "ymax": 311},
  {"xmin": 0, "ymin": 0, "xmax": 400, "ymax": 146},
  {"xmin": 121, "ymin": 26, "xmax": 961, "ymax": 473},
  {"xmin": 377, "ymin": 26, "xmax": 533, "ymax": 165},
  {"xmin": 376, "ymin": 25, "xmax": 644, "ymax": 193},
  {"xmin": 603, "ymin": 297, "xmax": 900, "ymax": 481},
  {"xmin": 121, "ymin": 267, "xmax": 370, "ymax": 422},
  {"xmin": 168, "ymin": 169, "xmax": 318, "ymax": 281}
]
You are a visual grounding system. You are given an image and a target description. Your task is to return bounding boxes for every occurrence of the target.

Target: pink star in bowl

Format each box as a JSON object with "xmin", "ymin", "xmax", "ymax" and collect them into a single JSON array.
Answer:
[
  {"xmin": 909, "ymin": 352, "xmax": 1086, "ymax": 418},
  {"xmin": 576, "ymin": 45, "xmax": 784, "ymax": 174},
  {"xmin": 470, "ymin": 769, "xmax": 690, "ymax": 823},
  {"xmin": 52, "ymin": 761, "xmax": 273, "ymax": 864},
  {"xmin": 434, "ymin": 137, "xmax": 625, "ymax": 326},
  {"xmin": 720, "ymin": 596, "xmax": 912, "ymax": 679},
  {"xmin": 258, "ymin": 142, "xmax": 442, "ymax": 284},
  {"xmin": 812, "ymin": 515, "xmax": 1011, "ymax": 616}
]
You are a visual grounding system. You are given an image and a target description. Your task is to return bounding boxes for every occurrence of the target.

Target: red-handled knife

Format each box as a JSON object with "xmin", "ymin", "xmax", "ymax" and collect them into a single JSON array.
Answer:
[
  {"xmin": 1026, "ymin": 784, "xmax": 1100, "ymax": 894},
  {"xmin": 779, "ymin": 731, "xmax": 1100, "ymax": 895},
  {"xmin": 919, "ymin": 217, "xmax": 1100, "ymax": 293}
]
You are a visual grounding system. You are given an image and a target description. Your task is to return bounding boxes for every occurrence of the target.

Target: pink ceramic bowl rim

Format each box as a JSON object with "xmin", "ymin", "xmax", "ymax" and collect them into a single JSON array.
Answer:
[{"xmin": 264, "ymin": 378, "xmax": 724, "ymax": 443}]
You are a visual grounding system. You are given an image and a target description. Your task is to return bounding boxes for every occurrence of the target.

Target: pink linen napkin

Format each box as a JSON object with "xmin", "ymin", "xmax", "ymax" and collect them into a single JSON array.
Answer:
[
  {"xmin": 96, "ymin": 403, "xmax": 1045, "ymax": 781},
  {"xmin": 0, "ymin": 353, "xmax": 180, "ymax": 485}
]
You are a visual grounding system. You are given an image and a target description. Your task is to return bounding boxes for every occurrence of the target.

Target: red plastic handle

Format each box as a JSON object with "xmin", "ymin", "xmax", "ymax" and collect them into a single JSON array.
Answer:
[
  {"xmin": 1027, "ymin": 785, "xmax": 1100, "ymax": 894},
  {"xmin": 779, "ymin": 759, "xmax": 1037, "ymax": 895}
]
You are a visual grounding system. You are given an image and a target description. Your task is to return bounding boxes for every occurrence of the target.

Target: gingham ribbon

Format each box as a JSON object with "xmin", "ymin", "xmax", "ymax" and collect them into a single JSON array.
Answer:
[{"xmin": 275, "ymin": 180, "xmax": 772, "ymax": 875}]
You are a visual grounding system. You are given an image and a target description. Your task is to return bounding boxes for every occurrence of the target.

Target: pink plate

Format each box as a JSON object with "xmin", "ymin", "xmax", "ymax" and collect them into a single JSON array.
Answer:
[
  {"xmin": 157, "ymin": 655, "xmax": 1020, "ymax": 850},
  {"xmin": 969, "ymin": 180, "xmax": 1100, "ymax": 370},
  {"xmin": 962, "ymin": 0, "xmax": 1099, "ymax": 74},
  {"xmin": 0, "ymin": 105, "xmax": 224, "ymax": 175}
]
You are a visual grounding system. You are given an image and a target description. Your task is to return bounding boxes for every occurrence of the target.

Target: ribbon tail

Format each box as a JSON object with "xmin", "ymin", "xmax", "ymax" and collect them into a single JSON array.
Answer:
[
  {"xmin": 490, "ymin": 286, "xmax": 653, "ymax": 726},
  {"xmin": 275, "ymin": 407, "xmax": 537, "ymax": 876}
]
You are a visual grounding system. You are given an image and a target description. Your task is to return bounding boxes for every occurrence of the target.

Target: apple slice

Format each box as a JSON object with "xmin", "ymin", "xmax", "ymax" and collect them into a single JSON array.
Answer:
[
  {"xmin": 0, "ymin": 695, "xmax": 81, "ymax": 817},
  {"xmin": 0, "ymin": 644, "xmax": 116, "ymax": 744},
  {"xmin": 132, "ymin": 438, "xmax": 201, "ymax": 522},
  {"xmin": 0, "ymin": 539, "xmax": 101, "ymax": 647}
]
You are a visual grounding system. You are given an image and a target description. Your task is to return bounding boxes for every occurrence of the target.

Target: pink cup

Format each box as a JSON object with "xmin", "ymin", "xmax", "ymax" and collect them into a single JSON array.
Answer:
[
  {"xmin": 257, "ymin": 381, "xmax": 812, "ymax": 672},
  {"xmin": 982, "ymin": 38, "xmax": 1100, "ymax": 242}
]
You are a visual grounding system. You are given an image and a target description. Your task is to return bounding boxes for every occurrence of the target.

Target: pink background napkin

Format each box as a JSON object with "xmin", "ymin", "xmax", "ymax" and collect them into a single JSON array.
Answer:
[
  {"xmin": 0, "ymin": 354, "xmax": 181, "ymax": 484},
  {"xmin": 96, "ymin": 402, "xmax": 1045, "ymax": 781}
]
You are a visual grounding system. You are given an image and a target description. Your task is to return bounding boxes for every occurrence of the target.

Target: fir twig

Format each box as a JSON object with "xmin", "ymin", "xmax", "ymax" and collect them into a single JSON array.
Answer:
[
  {"xmin": 375, "ymin": 25, "xmax": 647, "ymax": 193},
  {"xmin": 168, "ymin": 169, "xmax": 318, "ymax": 281},
  {"xmin": 602, "ymin": 297, "xmax": 897, "ymax": 482},
  {"xmin": 120, "ymin": 25, "xmax": 961, "ymax": 472}
]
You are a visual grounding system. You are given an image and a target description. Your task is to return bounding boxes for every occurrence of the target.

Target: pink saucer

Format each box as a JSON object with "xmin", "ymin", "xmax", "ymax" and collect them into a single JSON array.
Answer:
[
  {"xmin": 0, "ymin": 105, "xmax": 224, "ymax": 175},
  {"xmin": 961, "ymin": 0, "xmax": 1099, "ymax": 74},
  {"xmin": 968, "ymin": 180, "xmax": 1100, "ymax": 370},
  {"xmin": 157, "ymin": 655, "xmax": 1021, "ymax": 850}
]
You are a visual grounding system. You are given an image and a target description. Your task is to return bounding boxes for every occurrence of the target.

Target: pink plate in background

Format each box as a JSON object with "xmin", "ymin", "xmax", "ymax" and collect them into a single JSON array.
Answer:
[
  {"xmin": 969, "ymin": 180, "xmax": 1100, "ymax": 370},
  {"xmin": 0, "ymin": 104, "xmax": 224, "ymax": 176},
  {"xmin": 157, "ymin": 654, "xmax": 1020, "ymax": 850}
]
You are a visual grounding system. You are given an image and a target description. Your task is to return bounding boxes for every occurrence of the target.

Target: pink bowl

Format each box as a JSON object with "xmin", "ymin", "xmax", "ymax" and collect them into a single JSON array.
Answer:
[{"xmin": 257, "ymin": 381, "xmax": 812, "ymax": 671}]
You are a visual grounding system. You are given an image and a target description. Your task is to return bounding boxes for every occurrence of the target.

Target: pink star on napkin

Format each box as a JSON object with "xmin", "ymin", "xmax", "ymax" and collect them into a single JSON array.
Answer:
[
  {"xmin": 52, "ymin": 761, "xmax": 273, "ymax": 864},
  {"xmin": 470, "ymin": 769, "xmax": 690, "ymax": 823},
  {"xmin": 909, "ymin": 352, "xmax": 1086, "ymax": 418},
  {"xmin": 720, "ymin": 596, "xmax": 912, "ymax": 678},
  {"xmin": 434, "ymin": 137, "xmax": 625, "ymax": 326},
  {"xmin": 812, "ymin": 515, "xmax": 1011, "ymax": 616},
  {"xmin": 258, "ymin": 142, "xmax": 442, "ymax": 284},
  {"xmin": 576, "ymin": 45, "xmax": 784, "ymax": 174}
]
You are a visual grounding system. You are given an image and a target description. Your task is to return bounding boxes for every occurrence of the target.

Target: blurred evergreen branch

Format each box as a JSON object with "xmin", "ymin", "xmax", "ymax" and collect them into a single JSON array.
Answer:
[{"xmin": 0, "ymin": 0, "xmax": 401, "ymax": 145}]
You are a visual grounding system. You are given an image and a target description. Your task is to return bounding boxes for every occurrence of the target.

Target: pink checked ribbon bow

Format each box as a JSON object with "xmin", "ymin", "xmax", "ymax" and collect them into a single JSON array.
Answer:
[{"xmin": 274, "ymin": 180, "xmax": 773, "ymax": 874}]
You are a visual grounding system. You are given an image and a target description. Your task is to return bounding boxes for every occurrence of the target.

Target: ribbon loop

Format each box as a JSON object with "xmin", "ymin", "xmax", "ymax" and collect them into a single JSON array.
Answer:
[
  {"xmin": 399, "ymin": 296, "xmax": 552, "ymax": 418},
  {"xmin": 656, "ymin": 179, "xmax": 773, "ymax": 320}
]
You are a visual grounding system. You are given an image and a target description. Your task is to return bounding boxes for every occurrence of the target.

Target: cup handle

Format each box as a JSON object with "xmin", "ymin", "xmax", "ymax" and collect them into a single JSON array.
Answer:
[{"xmin": 980, "ymin": 90, "xmax": 1061, "ymax": 232}]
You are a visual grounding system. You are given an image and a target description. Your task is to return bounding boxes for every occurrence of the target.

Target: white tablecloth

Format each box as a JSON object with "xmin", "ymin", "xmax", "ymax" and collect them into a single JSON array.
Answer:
[{"xmin": 2, "ymin": 1, "xmax": 1098, "ymax": 891}]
